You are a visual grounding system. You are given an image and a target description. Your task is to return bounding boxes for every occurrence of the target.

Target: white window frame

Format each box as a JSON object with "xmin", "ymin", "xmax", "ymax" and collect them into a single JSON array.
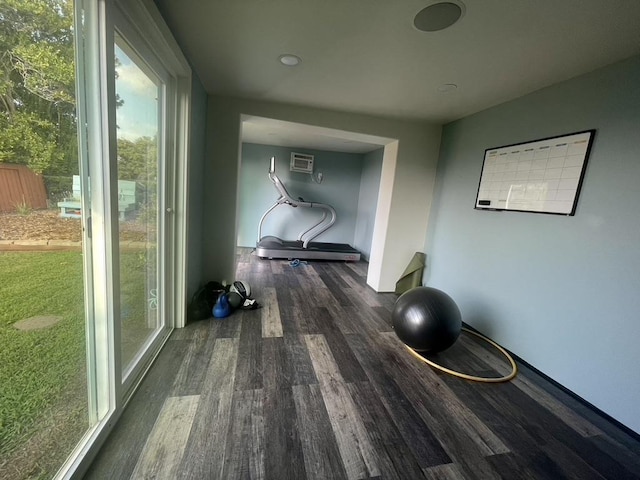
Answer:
[{"xmin": 56, "ymin": 0, "xmax": 191, "ymax": 478}]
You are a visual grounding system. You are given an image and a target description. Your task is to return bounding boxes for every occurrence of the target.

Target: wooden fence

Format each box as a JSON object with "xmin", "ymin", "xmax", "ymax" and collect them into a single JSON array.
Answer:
[{"xmin": 0, "ymin": 164, "xmax": 48, "ymax": 212}]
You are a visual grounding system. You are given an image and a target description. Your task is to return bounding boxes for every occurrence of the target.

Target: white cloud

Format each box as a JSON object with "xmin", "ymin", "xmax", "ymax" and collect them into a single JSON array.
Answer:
[
  {"xmin": 117, "ymin": 109, "xmax": 157, "ymax": 141},
  {"xmin": 116, "ymin": 62, "xmax": 158, "ymax": 98},
  {"xmin": 114, "ymin": 46, "xmax": 159, "ymax": 140}
]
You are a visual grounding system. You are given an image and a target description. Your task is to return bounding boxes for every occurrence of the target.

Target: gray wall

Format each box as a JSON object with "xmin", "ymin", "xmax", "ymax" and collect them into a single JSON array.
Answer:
[
  {"xmin": 185, "ymin": 73, "xmax": 207, "ymax": 298},
  {"xmin": 425, "ymin": 56, "xmax": 640, "ymax": 434},
  {"xmin": 354, "ymin": 148, "xmax": 384, "ymax": 260},
  {"xmin": 238, "ymin": 143, "xmax": 364, "ymax": 248}
]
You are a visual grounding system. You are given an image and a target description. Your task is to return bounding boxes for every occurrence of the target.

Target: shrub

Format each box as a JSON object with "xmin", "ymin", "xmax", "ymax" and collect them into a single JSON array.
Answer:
[
  {"xmin": 14, "ymin": 198, "xmax": 32, "ymax": 215},
  {"xmin": 43, "ymin": 175, "xmax": 73, "ymax": 204}
]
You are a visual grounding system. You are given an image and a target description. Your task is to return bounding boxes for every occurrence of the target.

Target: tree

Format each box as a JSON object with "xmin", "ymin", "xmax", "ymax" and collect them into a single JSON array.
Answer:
[
  {"xmin": 116, "ymin": 136, "xmax": 157, "ymax": 181},
  {"xmin": 0, "ymin": 0, "xmax": 76, "ymax": 174},
  {"xmin": 0, "ymin": 111, "xmax": 61, "ymax": 172}
]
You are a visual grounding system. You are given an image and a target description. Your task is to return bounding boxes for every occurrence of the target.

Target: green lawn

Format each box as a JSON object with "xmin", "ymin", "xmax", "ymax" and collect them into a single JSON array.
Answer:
[
  {"xmin": 119, "ymin": 246, "xmax": 158, "ymax": 369},
  {"xmin": 0, "ymin": 249, "xmax": 153, "ymax": 478},
  {"xmin": 0, "ymin": 252, "xmax": 87, "ymax": 456}
]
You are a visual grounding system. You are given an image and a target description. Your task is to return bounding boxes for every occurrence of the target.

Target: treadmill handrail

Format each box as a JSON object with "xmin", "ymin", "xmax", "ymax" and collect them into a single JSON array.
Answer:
[
  {"xmin": 298, "ymin": 204, "xmax": 336, "ymax": 248},
  {"xmin": 257, "ymin": 202, "xmax": 279, "ymax": 242},
  {"xmin": 297, "ymin": 210, "xmax": 328, "ymax": 242}
]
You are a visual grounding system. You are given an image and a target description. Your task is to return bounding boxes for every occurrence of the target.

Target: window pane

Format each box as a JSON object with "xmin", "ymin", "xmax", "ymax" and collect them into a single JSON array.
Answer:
[
  {"xmin": 114, "ymin": 40, "xmax": 163, "ymax": 375},
  {"xmin": 0, "ymin": 2, "xmax": 93, "ymax": 478}
]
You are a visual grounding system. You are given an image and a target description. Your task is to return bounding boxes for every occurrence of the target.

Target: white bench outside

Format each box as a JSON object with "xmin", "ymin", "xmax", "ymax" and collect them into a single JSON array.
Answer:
[{"xmin": 58, "ymin": 176, "xmax": 139, "ymax": 219}]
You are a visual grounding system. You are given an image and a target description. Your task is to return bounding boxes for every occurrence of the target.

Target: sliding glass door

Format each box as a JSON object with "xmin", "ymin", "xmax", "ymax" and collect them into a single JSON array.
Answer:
[
  {"xmin": 48, "ymin": 0, "xmax": 191, "ymax": 477},
  {"xmin": 0, "ymin": 0, "xmax": 190, "ymax": 474},
  {"xmin": 0, "ymin": 4, "xmax": 94, "ymax": 478},
  {"xmin": 113, "ymin": 33, "xmax": 169, "ymax": 382},
  {"xmin": 83, "ymin": 0, "xmax": 178, "ymax": 395}
]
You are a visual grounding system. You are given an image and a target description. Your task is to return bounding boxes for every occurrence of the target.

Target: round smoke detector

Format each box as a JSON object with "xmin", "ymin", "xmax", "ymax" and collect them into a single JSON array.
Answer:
[
  {"xmin": 414, "ymin": 1, "xmax": 465, "ymax": 32},
  {"xmin": 278, "ymin": 54, "xmax": 302, "ymax": 67}
]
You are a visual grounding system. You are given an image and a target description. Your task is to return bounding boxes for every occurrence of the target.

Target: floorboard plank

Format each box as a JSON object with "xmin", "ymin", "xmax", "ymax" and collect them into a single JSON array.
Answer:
[
  {"xmin": 454, "ymin": 343, "xmax": 639, "ymax": 480},
  {"xmin": 235, "ymin": 247, "xmax": 252, "ymax": 264},
  {"xmin": 235, "ymin": 310, "xmax": 263, "ymax": 392},
  {"xmin": 261, "ymin": 286, "xmax": 283, "ymax": 338},
  {"xmin": 347, "ymin": 380, "xmax": 427, "ymax": 480},
  {"xmin": 343, "ymin": 260, "xmax": 368, "ymax": 278},
  {"xmin": 84, "ymin": 340, "xmax": 187, "ymax": 480},
  {"xmin": 235, "ymin": 260, "xmax": 251, "ymax": 279},
  {"xmin": 439, "ymin": 362, "xmax": 620, "ymax": 480},
  {"xmin": 377, "ymin": 332, "xmax": 510, "ymax": 457},
  {"xmin": 221, "ymin": 389, "xmax": 265, "ymax": 480},
  {"xmin": 293, "ymin": 384, "xmax": 349, "ymax": 480},
  {"xmin": 269, "ymin": 259, "xmax": 287, "ymax": 275},
  {"xmin": 309, "ymin": 307, "xmax": 368, "ymax": 383},
  {"xmin": 262, "ymin": 337, "xmax": 292, "ymax": 389},
  {"xmin": 215, "ymin": 314, "xmax": 242, "ymax": 338},
  {"xmin": 272, "ymin": 272, "xmax": 298, "ymax": 307},
  {"xmin": 273, "ymin": 273, "xmax": 301, "ymax": 337},
  {"xmin": 304, "ymin": 334, "xmax": 380, "ymax": 479},
  {"xmin": 437, "ymin": 368, "xmax": 595, "ymax": 479},
  {"xmin": 371, "ymin": 305, "xmax": 395, "ymax": 329},
  {"xmin": 131, "ymin": 395, "xmax": 200, "ymax": 480},
  {"xmin": 347, "ymin": 304, "xmax": 394, "ymax": 336},
  {"xmin": 170, "ymin": 321, "xmax": 218, "ymax": 396},
  {"xmin": 589, "ymin": 434, "xmax": 640, "ymax": 477},
  {"xmin": 294, "ymin": 264, "xmax": 342, "ymax": 310},
  {"xmin": 312, "ymin": 263, "xmax": 354, "ymax": 307},
  {"xmin": 422, "ymin": 463, "xmax": 465, "ymax": 480},
  {"xmin": 262, "ymin": 337, "xmax": 307, "ymax": 479},
  {"xmin": 485, "ymin": 452, "xmax": 554, "ymax": 480},
  {"xmin": 459, "ymin": 333, "xmax": 605, "ymax": 438},
  {"xmin": 263, "ymin": 386, "xmax": 307, "ymax": 480},
  {"xmin": 344, "ymin": 333, "xmax": 452, "ymax": 470},
  {"xmin": 325, "ymin": 303, "xmax": 359, "ymax": 335},
  {"xmin": 326, "ymin": 263, "xmax": 382, "ymax": 307},
  {"xmin": 313, "ymin": 262, "xmax": 353, "ymax": 288},
  {"xmin": 177, "ymin": 338, "xmax": 239, "ymax": 479},
  {"xmin": 290, "ymin": 288, "xmax": 314, "ymax": 334},
  {"xmin": 284, "ymin": 334, "xmax": 318, "ymax": 386},
  {"xmin": 369, "ymin": 336, "xmax": 506, "ymax": 479}
]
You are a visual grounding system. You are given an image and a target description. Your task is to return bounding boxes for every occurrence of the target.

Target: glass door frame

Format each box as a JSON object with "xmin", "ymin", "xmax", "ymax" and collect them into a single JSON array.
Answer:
[
  {"xmin": 56, "ymin": 0, "xmax": 192, "ymax": 477},
  {"xmin": 112, "ymin": 9, "xmax": 171, "ymax": 392}
]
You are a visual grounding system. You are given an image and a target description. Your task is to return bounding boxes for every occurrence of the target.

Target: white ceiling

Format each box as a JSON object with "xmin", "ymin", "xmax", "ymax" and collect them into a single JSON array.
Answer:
[
  {"xmin": 241, "ymin": 116, "xmax": 393, "ymax": 154},
  {"xmin": 155, "ymin": 0, "xmax": 640, "ymax": 149}
]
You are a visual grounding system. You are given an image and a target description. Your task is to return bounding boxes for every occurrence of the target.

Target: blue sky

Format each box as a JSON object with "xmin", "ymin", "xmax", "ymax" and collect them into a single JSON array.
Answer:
[{"xmin": 115, "ymin": 44, "xmax": 158, "ymax": 141}]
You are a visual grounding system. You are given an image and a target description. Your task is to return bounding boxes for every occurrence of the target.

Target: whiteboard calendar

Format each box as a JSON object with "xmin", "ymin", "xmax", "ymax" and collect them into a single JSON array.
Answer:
[{"xmin": 475, "ymin": 130, "xmax": 595, "ymax": 215}]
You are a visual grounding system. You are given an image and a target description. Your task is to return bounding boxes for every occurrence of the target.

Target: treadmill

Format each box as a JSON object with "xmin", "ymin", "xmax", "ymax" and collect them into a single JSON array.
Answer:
[{"xmin": 256, "ymin": 157, "xmax": 361, "ymax": 261}]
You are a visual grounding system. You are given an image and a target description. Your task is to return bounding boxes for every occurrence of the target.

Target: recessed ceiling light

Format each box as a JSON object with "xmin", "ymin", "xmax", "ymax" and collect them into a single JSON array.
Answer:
[
  {"xmin": 278, "ymin": 54, "xmax": 301, "ymax": 66},
  {"xmin": 414, "ymin": 1, "xmax": 465, "ymax": 32},
  {"xmin": 437, "ymin": 83, "xmax": 458, "ymax": 93}
]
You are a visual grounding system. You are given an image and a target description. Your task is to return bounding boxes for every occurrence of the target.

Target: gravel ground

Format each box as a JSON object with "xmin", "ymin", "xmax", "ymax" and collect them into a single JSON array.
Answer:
[{"xmin": 0, "ymin": 209, "xmax": 148, "ymax": 242}]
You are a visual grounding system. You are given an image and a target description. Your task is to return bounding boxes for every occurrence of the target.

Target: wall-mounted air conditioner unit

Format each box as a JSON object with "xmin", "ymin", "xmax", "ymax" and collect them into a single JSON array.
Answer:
[{"xmin": 290, "ymin": 152, "xmax": 314, "ymax": 174}]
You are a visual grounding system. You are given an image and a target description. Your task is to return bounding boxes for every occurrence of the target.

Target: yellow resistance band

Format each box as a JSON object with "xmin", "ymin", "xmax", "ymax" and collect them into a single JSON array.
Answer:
[{"xmin": 405, "ymin": 327, "xmax": 518, "ymax": 383}]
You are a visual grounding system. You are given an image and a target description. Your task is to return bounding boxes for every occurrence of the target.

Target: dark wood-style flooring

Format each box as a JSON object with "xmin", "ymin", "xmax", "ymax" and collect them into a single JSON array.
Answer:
[{"xmin": 85, "ymin": 249, "xmax": 640, "ymax": 479}]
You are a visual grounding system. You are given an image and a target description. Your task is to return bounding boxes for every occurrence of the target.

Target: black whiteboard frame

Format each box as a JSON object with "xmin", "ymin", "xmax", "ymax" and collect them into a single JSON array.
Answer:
[{"xmin": 474, "ymin": 129, "xmax": 596, "ymax": 216}]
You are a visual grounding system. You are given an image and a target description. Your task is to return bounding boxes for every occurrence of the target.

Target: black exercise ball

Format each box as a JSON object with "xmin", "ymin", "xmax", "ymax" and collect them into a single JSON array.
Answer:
[{"xmin": 392, "ymin": 286, "xmax": 462, "ymax": 353}]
